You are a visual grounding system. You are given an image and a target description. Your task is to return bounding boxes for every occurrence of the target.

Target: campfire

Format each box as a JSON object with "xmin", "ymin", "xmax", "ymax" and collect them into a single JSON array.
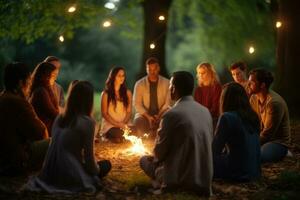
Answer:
[{"xmin": 122, "ymin": 126, "xmax": 150, "ymax": 156}]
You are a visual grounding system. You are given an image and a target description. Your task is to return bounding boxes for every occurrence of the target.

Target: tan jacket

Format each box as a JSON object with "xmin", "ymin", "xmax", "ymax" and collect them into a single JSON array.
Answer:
[
  {"xmin": 133, "ymin": 75, "xmax": 171, "ymax": 117},
  {"xmin": 250, "ymin": 90, "xmax": 291, "ymax": 146}
]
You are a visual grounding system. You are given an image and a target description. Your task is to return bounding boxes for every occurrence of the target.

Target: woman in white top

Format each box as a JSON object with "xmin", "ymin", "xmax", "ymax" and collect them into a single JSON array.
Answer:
[
  {"xmin": 25, "ymin": 81, "xmax": 111, "ymax": 194},
  {"xmin": 100, "ymin": 67, "xmax": 132, "ymax": 143}
]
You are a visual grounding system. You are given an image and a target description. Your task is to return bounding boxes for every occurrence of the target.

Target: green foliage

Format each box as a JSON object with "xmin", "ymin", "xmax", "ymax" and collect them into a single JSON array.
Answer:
[
  {"xmin": 0, "ymin": 0, "xmax": 108, "ymax": 43},
  {"xmin": 167, "ymin": 0, "xmax": 276, "ymax": 79},
  {"xmin": 0, "ymin": 1, "xmax": 143, "ymax": 91},
  {"xmin": 1, "ymin": 0, "xmax": 276, "ymax": 90}
]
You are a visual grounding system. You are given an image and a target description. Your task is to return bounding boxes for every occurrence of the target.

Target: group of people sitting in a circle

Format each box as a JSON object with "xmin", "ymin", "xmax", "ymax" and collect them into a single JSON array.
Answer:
[{"xmin": 0, "ymin": 56, "xmax": 291, "ymax": 196}]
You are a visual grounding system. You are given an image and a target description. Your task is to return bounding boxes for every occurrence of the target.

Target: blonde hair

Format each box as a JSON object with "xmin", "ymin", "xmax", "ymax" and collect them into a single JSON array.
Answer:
[{"xmin": 196, "ymin": 62, "xmax": 220, "ymax": 86}]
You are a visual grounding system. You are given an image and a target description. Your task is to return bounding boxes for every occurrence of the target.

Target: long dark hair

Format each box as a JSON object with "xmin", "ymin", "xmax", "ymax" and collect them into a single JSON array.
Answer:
[
  {"xmin": 60, "ymin": 81, "xmax": 94, "ymax": 128},
  {"xmin": 220, "ymin": 82, "xmax": 260, "ymax": 130},
  {"xmin": 104, "ymin": 67, "xmax": 129, "ymax": 108},
  {"xmin": 30, "ymin": 62, "xmax": 56, "ymax": 96}
]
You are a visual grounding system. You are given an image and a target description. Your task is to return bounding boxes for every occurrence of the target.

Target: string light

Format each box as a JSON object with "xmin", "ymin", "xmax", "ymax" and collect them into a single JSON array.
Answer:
[
  {"xmin": 103, "ymin": 20, "xmax": 112, "ymax": 28},
  {"xmin": 67, "ymin": 6, "xmax": 76, "ymax": 13},
  {"xmin": 276, "ymin": 21, "xmax": 282, "ymax": 28},
  {"xmin": 59, "ymin": 35, "xmax": 64, "ymax": 42},
  {"xmin": 150, "ymin": 43, "xmax": 155, "ymax": 49},
  {"xmin": 158, "ymin": 15, "xmax": 165, "ymax": 21},
  {"xmin": 249, "ymin": 46, "xmax": 255, "ymax": 54},
  {"xmin": 104, "ymin": 2, "xmax": 115, "ymax": 10}
]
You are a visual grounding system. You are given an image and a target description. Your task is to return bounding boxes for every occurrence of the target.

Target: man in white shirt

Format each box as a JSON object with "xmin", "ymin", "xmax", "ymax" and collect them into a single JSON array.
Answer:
[{"xmin": 133, "ymin": 57, "xmax": 171, "ymax": 136}]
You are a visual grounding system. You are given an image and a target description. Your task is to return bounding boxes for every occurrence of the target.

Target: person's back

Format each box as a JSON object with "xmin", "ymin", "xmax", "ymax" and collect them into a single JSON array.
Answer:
[
  {"xmin": 159, "ymin": 96, "xmax": 213, "ymax": 193},
  {"xmin": 25, "ymin": 81, "xmax": 111, "ymax": 193},
  {"xmin": 0, "ymin": 92, "xmax": 47, "ymax": 174},
  {"xmin": 213, "ymin": 112, "xmax": 261, "ymax": 181},
  {"xmin": 140, "ymin": 71, "xmax": 213, "ymax": 196},
  {"xmin": 33, "ymin": 115, "xmax": 100, "ymax": 192},
  {"xmin": 213, "ymin": 82, "xmax": 261, "ymax": 181},
  {"xmin": 0, "ymin": 62, "xmax": 48, "ymax": 176}
]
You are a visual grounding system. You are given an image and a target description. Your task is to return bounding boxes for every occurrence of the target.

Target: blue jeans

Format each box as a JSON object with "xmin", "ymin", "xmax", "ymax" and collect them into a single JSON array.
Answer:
[{"xmin": 261, "ymin": 142, "xmax": 288, "ymax": 163}]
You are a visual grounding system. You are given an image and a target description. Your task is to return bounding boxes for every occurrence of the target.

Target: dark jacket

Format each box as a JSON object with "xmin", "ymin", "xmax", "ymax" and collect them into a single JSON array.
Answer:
[
  {"xmin": 213, "ymin": 112, "xmax": 261, "ymax": 181},
  {"xmin": 0, "ymin": 91, "xmax": 48, "ymax": 173},
  {"xmin": 30, "ymin": 87, "xmax": 59, "ymax": 135}
]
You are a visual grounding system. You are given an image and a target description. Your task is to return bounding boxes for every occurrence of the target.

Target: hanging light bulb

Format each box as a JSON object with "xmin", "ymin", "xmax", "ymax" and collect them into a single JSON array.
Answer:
[
  {"xmin": 103, "ymin": 20, "xmax": 112, "ymax": 28},
  {"xmin": 158, "ymin": 15, "xmax": 165, "ymax": 21},
  {"xmin": 150, "ymin": 43, "xmax": 155, "ymax": 49},
  {"xmin": 67, "ymin": 6, "xmax": 76, "ymax": 13},
  {"xmin": 104, "ymin": 2, "xmax": 115, "ymax": 10},
  {"xmin": 249, "ymin": 46, "xmax": 255, "ymax": 54},
  {"xmin": 276, "ymin": 21, "xmax": 282, "ymax": 28},
  {"xmin": 59, "ymin": 35, "xmax": 64, "ymax": 42}
]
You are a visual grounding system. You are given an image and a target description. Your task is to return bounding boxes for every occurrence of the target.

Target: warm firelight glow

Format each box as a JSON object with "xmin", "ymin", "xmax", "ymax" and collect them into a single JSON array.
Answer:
[
  {"xmin": 122, "ymin": 126, "xmax": 149, "ymax": 156},
  {"xmin": 276, "ymin": 21, "xmax": 282, "ymax": 28},
  {"xmin": 68, "ymin": 6, "xmax": 76, "ymax": 13}
]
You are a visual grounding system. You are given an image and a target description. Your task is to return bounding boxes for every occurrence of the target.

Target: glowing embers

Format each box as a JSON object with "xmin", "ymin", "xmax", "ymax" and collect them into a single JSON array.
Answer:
[{"xmin": 122, "ymin": 126, "xmax": 150, "ymax": 156}]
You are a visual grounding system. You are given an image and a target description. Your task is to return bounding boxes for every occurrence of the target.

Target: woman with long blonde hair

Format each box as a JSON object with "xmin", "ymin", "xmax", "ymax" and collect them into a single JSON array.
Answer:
[{"xmin": 194, "ymin": 62, "xmax": 222, "ymax": 126}]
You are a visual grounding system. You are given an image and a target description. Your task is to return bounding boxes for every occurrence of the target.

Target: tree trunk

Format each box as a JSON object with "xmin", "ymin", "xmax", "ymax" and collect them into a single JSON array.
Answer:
[
  {"xmin": 137, "ymin": 0, "xmax": 173, "ymax": 79},
  {"xmin": 274, "ymin": 0, "xmax": 300, "ymax": 117}
]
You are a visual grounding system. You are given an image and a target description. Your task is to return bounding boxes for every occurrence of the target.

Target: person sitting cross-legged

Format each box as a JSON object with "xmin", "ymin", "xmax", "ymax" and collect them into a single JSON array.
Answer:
[
  {"xmin": 194, "ymin": 62, "xmax": 222, "ymax": 128},
  {"xmin": 25, "ymin": 81, "xmax": 111, "ymax": 194},
  {"xmin": 248, "ymin": 68, "xmax": 291, "ymax": 163},
  {"xmin": 213, "ymin": 82, "xmax": 261, "ymax": 182},
  {"xmin": 140, "ymin": 71, "xmax": 213, "ymax": 196},
  {"xmin": 99, "ymin": 67, "xmax": 132, "ymax": 143},
  {"xmin": 133, "ymin": 57, "xmax": 171, "ymax": 136},
  {"xmin": 29, "ymin": 62, "xmax": 60, "ymax": 136},
  {"xmin": 44, "ymin": 56, "xmax": 65, "ymax": 112},
  {"xmin": 0, "ymin": 62, "xmax": 49, "ymax": 176}
]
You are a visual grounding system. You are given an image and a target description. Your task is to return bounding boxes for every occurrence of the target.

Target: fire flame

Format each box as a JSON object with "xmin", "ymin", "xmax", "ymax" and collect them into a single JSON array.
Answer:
[{"xmin": 122, "ymin": 126, "xmax": 150, "ymax": 156}]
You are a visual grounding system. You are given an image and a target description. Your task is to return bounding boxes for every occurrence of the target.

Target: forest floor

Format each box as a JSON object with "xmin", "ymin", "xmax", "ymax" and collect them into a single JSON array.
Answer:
[{"xmin": 1, "ymin": 120, "xmax": 300, "ymax": 200}]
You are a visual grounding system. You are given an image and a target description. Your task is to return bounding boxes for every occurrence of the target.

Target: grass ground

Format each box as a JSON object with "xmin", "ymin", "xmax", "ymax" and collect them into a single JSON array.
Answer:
[{"xmin": 1, "ymin": 120, "xmax": 300, "ymax": 200}]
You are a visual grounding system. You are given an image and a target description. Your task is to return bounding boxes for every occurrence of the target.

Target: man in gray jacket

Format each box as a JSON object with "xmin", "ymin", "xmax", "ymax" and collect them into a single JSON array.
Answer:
[
  {"xmin": 140, "ymin": 71, "xmax": 213, "ymax": 196},
  {"xmin": 133, "ymin": 57, "xmax": 171, "ymax": 136}
]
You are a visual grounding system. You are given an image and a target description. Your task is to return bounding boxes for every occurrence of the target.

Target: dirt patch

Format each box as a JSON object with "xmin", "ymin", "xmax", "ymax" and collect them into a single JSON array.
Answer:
[{"xmin": 1, "ymin": 123, "xmax": 300, "ymax": 199}]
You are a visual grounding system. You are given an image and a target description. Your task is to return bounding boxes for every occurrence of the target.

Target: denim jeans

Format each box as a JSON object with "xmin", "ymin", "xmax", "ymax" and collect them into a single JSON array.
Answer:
[{"xmin": 261, "ymin": 142, "xmax": 288, "ymax": 163}]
